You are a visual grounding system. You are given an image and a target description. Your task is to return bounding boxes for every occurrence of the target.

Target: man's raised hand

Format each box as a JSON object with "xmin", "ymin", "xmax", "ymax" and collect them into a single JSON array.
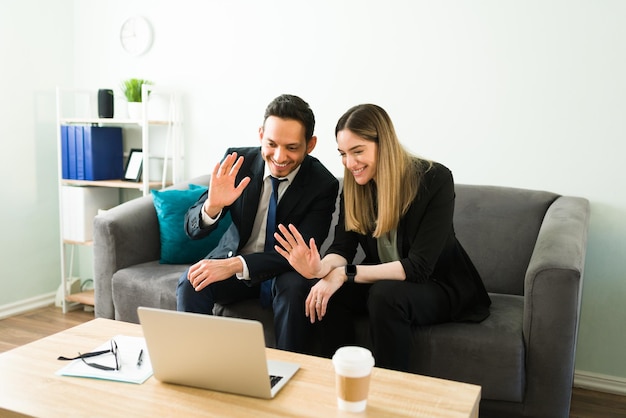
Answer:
[{"xmin": 204, "ymin": 152, "xmax": 251, "ymax": 218}]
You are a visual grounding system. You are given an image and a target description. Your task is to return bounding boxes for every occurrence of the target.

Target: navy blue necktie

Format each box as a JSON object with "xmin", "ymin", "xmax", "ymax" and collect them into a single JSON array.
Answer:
[{"xmin": 260, "ymin": 176, "xmax": 285, "ymax": 308}]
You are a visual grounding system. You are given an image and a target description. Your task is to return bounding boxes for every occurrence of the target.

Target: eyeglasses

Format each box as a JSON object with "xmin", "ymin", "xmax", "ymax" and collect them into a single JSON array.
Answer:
[{"xmin": 57, "ymin": 339, "xmax": 120, "ymax": 371}]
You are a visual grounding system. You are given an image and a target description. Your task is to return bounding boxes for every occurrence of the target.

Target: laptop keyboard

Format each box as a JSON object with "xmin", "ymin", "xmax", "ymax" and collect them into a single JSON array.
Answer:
[{"xmin": 269, "ymin": 375, "xmax": 283, "ymax": 388}]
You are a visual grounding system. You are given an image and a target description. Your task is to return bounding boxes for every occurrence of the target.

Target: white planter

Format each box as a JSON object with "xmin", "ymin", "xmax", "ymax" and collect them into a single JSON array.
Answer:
[{"xmin": 127, "ymin": 102, "xmax": 143, "ymax": 120}]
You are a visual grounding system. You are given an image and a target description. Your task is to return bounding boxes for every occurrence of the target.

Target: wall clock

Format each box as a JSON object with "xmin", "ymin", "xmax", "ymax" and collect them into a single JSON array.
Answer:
[{"xmin": 120, "ymin": 16, "xmax": 153, "ymax": 56}]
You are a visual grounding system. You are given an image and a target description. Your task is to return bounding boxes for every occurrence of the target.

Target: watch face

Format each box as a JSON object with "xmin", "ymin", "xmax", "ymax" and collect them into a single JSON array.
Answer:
[
  {"xmin": 346, "ymin": 264, "xmax": 357, "ymax": 275},
  {"xmin": 120, "ymin": 16, "xmax": 153, "ymax": 56}
]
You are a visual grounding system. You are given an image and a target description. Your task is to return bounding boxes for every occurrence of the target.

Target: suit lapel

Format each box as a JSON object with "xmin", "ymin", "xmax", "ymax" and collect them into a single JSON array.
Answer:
[{"xmin": 237, "ymin": 152, "xmax": 265, "ymax": 243}]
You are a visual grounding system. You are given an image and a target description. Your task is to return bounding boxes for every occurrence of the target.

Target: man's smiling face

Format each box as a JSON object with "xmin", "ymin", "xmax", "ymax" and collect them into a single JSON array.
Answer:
[{"xmin": 259, "ymin": 116, "xmax": 316, "ymax": 178}]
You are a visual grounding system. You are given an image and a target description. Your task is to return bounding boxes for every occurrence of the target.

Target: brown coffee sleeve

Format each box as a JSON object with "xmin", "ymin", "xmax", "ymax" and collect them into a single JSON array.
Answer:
[{"xmin": 336, "ymin": 375, "xmax": 371, "ymax": 402}]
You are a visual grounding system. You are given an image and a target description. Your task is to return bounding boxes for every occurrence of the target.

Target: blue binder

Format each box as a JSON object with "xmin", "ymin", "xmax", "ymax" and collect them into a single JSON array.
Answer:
[
  {"xmin": 75, "ymin": 126, "xmax": 85, "ymax": 180},
  {"xmin": 82, "ymin": 126, "xmax": 124, "ymax": 180},
  {"xmin": 60, "ymin": 125, "xmax": 70, "ymax": 179},
  {"xmin": 67, "ymin": 126, "xmax": 77, "ymax": 179}
]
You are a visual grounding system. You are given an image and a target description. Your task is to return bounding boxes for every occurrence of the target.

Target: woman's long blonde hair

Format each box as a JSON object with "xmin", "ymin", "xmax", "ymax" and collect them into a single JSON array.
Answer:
[{"xmin": 335, "ymin": 104, "xmax": 429, "ymax": 237}]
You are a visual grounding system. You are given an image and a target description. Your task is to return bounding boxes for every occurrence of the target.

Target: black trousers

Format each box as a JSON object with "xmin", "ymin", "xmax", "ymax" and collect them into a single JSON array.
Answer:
[
  {"xmin": 319, "ymin": 280, "xmax": 451, "ymax": 372},
  {"xmin": 176, "ymin": 269, "xmax": 316, "ymax": 354}
]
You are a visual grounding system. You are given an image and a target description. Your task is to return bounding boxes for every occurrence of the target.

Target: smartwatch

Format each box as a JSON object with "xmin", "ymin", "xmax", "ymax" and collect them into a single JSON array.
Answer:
[{"xmin": 345, "ymin": 264, "xmax": 357, "ymax": 283}]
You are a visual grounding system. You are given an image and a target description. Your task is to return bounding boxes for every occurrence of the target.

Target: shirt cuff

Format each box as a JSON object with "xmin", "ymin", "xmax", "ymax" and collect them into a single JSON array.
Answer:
[
  {"xmin": 200, "ymin": 202, "xmax": 221, "ymax": 227},
  {"xmin": 236, "ymin": 256, "xmax": 250, "ymax": 281}
]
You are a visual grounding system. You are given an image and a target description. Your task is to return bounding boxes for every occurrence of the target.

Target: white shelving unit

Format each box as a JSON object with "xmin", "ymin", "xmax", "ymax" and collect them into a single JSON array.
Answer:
[{"xmin": 55, "ymin": 86, "xmax": 183, "ymax": 313}]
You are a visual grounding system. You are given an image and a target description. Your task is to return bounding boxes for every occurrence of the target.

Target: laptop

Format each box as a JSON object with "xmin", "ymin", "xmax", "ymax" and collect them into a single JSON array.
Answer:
[{"xmin": 137, "ymin": 307, "xmax": 299, "ymax": 399}]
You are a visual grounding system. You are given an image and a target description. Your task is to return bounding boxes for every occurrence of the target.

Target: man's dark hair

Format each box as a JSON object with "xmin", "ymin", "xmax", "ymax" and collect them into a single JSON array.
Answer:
[{"xmin": 263, "ymin": 94, "xmax": 315, "ymax": 142}]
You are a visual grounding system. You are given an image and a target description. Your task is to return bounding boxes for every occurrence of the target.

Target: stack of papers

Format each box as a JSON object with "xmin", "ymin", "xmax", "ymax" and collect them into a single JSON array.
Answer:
[{"xmin": 56, "ymin": 335, "xmax": 153, "ymax": 384}]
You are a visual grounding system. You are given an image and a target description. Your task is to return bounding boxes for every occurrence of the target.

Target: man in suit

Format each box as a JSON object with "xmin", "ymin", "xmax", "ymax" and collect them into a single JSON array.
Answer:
[{"xmin": 177, "ymin": 94, "xmax": 339, "ymax": 354}]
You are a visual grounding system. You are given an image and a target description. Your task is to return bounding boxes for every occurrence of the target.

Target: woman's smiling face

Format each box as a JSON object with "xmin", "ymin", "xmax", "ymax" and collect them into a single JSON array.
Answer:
[{"xmin": 337, "ymin": 129, "xmax": 378, "ymax": 185}]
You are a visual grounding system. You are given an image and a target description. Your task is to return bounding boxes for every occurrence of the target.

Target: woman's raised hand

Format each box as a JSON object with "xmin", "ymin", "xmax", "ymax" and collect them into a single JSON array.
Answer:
[{"xmin": 274, "ymin": 224, "xmax": 323, "ymax": 279}]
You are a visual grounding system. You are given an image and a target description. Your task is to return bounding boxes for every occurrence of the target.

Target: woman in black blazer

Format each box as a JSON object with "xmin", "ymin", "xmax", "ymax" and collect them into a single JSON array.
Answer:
[{"xmin": 275, "ymin": 104, "xmax": 491, "ymax": 372}]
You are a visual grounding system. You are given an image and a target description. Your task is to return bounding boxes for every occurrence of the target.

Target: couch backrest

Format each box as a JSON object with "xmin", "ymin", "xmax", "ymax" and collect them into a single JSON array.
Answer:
[
  {"xmin": 178, "ymin": 174, "xmax": 212, "ymax": 190},
  {"xmin": 454, "ymin": 184, "xmax": 559, "ymax": 295}
]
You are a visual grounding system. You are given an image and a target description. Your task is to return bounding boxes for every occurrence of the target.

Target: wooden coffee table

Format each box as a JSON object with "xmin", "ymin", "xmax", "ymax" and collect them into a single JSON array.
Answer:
[{"xmin": 0, "ymin": 318, "xmax": 480, "ymax": 417}]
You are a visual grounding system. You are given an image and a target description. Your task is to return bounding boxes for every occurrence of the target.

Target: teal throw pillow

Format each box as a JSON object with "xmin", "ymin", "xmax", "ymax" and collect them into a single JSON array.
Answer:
[{"xmin": 152, "ymin": 184, "xmax": 232, "ymax": 264}]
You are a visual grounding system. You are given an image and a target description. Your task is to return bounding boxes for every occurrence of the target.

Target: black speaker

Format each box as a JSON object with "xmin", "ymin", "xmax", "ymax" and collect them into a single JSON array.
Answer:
[{"xmin": 98, "ymin": 89, "xmax": 114, "ymax": 118}]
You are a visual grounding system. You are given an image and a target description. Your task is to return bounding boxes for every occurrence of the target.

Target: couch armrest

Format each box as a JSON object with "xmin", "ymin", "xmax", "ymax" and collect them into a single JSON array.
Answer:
[
  {"xmin": 93, "ymin": 175, "xmax": 212, "ymax": 319},
  {"xmin": 522, "ymin": 195, "xmax": 590, "ymax": 416},
  {"xmin": 93, "ymin": 195, "xmax": 160, "ymax": 319}
]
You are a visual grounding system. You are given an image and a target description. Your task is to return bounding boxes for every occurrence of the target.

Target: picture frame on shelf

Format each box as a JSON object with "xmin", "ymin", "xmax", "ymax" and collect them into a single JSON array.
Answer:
[{"xmin": 123, "ymin": 149, "xmax": 143, "ymax": 182}]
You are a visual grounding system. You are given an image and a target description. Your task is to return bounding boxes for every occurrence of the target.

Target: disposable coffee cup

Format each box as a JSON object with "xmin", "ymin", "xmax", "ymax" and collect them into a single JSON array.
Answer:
[{"xmin": 332, "ymin": 346, "xmax": 375, "ymax": 412}]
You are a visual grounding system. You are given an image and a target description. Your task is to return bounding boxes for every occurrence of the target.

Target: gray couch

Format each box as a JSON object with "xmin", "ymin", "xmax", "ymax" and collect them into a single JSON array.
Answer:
[{"xmin": 93, "ymin": 174, "xmax": 590, "ymax": 418}]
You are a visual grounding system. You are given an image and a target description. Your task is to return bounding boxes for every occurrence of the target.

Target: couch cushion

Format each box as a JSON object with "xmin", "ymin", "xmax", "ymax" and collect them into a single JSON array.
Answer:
[
  {"xmin": 152, "ymin": 184, "xmax": 232, "ymax": 264},
  {"xmin": 112, "ymin": 261, "xmax": 185, "ymax": 323},
  {"xmin": 410, "ymin": 293, "xmax": 525, "ymax": 402}
]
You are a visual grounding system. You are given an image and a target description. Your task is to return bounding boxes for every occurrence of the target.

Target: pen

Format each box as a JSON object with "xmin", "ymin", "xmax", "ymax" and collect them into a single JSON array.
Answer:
[{"xmin": 137, "ymin": 349, "xmax": 144, "ymax": 367}]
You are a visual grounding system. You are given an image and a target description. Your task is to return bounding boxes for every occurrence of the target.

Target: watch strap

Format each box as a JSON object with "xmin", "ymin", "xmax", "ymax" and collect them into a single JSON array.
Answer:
[{"xmin": 345, "ymin": 264, "xmax": 356, "ymax": 283}]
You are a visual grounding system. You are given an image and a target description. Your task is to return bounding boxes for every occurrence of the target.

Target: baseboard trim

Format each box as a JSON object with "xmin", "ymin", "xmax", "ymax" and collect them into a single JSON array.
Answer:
[
  {"xmin": 574, "ymin": 370, "xmax": 626, "ymax": 396},
  {"xmin": 0, "ymin": 292, "xmax": 56, "ymax": 320}
]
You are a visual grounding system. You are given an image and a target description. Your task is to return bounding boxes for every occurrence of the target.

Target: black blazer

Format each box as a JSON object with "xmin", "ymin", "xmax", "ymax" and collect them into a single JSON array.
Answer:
[
  {"xmin": 185, "ymin": 147, "xmax": 339, "ymax": 286},
  {"xmin": 327, "ymin": 161, "xmax": 491, "ymax": 321}
]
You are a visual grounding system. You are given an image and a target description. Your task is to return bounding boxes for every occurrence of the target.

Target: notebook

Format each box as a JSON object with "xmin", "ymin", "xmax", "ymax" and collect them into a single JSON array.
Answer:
[{"xmin": 137, "ymin": 307, "xmax": 299, "ymax": 399}]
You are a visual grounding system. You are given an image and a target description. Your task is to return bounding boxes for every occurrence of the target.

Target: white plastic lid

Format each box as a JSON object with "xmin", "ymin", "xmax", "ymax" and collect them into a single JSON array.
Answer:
[{"xmin": 332, "ymin": 346, "xmax": 375, "ymax": 377}]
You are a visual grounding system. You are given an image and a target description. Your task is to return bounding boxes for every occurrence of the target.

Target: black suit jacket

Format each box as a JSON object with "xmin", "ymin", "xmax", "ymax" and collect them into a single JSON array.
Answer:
[
  {"xmin": 185, "ymin": 147, "xmax": 339, "ymax": 286},
  {"xmin": 327, "ymin": 161, "xmax": 491, "ymax": 321}
]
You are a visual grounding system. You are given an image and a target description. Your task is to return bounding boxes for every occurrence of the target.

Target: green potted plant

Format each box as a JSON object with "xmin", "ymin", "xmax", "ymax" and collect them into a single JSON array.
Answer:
[{"xmin": 121, "ymin": 78, "xmax": 153, "ymax": 119}]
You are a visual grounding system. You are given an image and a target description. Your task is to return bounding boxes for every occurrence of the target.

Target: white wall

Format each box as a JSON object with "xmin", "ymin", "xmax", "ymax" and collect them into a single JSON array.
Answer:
[
  {"xmin": 2, "ymin": 0, "xmax": 626, "ymax": 390},
  {"xmin": 0, "ymin": 0, "xmax": 73, "ymax": 312}
]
